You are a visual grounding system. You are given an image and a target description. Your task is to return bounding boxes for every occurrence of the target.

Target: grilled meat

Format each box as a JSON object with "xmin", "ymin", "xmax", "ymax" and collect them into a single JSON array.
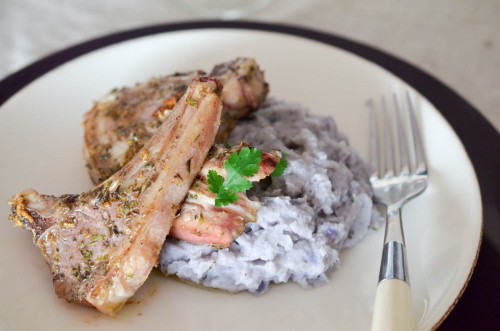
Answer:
[
  {"xmin": 83, "ymin": 70, "xmax": 204, "ymax": 184},
  {"xmin": 171, "ymin": 144, "xmax": 281, "ymax": 248},
  {"xmin": 8, "ymin": 78, "xmax": 223, "ymax": 315},
  {"xmin": 84, "ymin": 58, "xmax": 268, "ymax": 184}
]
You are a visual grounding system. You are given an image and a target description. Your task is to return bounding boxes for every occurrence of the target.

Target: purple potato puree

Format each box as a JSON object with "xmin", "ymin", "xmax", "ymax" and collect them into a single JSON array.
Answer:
[{"xmin": 159, "ymin": 98, "xmax": 382, "ymax": 294}]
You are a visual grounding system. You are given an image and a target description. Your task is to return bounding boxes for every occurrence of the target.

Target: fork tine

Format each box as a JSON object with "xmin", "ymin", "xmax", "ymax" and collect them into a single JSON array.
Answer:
[
  {"xmin": 368, "ymin": 99, "xmax": 379, "ymax": 181},
  {"xmin": 406, "ymin": 91, "xmax": 427, "ymax": 175},
  {"xmin": 382, "ymin": 96, "xmax": 395, "ymax": 178},
  {"xmin": 393, "ymin": 94, "xmax": 410, "ymax": 176}
]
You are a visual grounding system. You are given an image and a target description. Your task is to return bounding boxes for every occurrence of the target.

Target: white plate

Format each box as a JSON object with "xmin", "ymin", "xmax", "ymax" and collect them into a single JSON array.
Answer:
[{"xmin": 0, "ymin": 29, "xmax": 482, "ymax": 331}]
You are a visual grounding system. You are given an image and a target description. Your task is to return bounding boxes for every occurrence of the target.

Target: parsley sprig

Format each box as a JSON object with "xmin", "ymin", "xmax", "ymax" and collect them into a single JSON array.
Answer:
[
  {"xmin": 271, "ymin": 152, "xmax": 288, "ymax": 177},
  {"xmin": 208, "ymin": 147, "xmax": 261, "ymax": 207},
  {"xmin": 208, "ymin": 147, "xmax": 289, "ymax": 207}
]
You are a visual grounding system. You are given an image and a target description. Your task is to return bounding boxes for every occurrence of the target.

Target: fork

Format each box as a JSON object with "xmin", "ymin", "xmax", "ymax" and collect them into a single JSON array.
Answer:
[{"xmin": 368, "ymin": 92, "xmax": 428, "ymax": 331}]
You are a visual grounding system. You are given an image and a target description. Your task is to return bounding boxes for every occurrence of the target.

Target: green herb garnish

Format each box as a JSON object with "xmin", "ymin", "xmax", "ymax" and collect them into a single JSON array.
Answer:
[
  {"xmin": 208, "ymin": 147, "xmax": 261, "ymax": 207},
  {"xmin": 271, "ymin": 152, "xmax": 288, "ymax": 177},
  {"xmin": 207, "ymin": 147, "xmax": 288, "ymax": 207}
]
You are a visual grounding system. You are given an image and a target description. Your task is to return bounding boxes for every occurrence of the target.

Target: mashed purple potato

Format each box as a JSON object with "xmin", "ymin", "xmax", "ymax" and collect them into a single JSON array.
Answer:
[{"xmin": 159, "ymin": 98, "xmax": 382, "ymax": 294}]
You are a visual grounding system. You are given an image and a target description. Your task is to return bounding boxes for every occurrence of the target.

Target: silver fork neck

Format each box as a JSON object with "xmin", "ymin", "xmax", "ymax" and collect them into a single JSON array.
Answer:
[{"xmin": 384, "ymin": 206, "xmax": 406, "ymax": 245}]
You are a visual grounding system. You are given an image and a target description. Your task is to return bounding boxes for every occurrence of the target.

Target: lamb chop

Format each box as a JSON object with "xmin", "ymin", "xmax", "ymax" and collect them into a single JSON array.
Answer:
[
  {"xmin": 170, "ymin": 144, "xmax": 282, "ymax": 248},
  {"xmin": 8, "ymin": 77, "xmax": 223, "ymax": 315},
  {"xmin": 83, "ymin": 57, "xmax": 273, "ymax": 248},
  {"xmin": 84, "ymin": 57, "xmax": 268, "ymax": 184}
]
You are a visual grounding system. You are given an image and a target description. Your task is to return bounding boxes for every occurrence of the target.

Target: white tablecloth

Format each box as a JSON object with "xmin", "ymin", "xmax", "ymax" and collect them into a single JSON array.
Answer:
[{"xmin": 1, "ymin": 0, "xmax": 499, "ymax": 131}]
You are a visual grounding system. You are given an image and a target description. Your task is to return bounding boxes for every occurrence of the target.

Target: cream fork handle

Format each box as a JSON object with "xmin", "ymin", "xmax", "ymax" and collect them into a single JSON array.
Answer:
[{"xmin": 371, "ymin": 278, "xmax": 416, "ymax": 331}]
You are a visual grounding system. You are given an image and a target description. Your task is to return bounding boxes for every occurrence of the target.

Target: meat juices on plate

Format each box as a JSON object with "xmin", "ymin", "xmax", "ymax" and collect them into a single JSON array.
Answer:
[{"xmin": 8, "ymin": 78, "xmax": 223, "ymax": 315}]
